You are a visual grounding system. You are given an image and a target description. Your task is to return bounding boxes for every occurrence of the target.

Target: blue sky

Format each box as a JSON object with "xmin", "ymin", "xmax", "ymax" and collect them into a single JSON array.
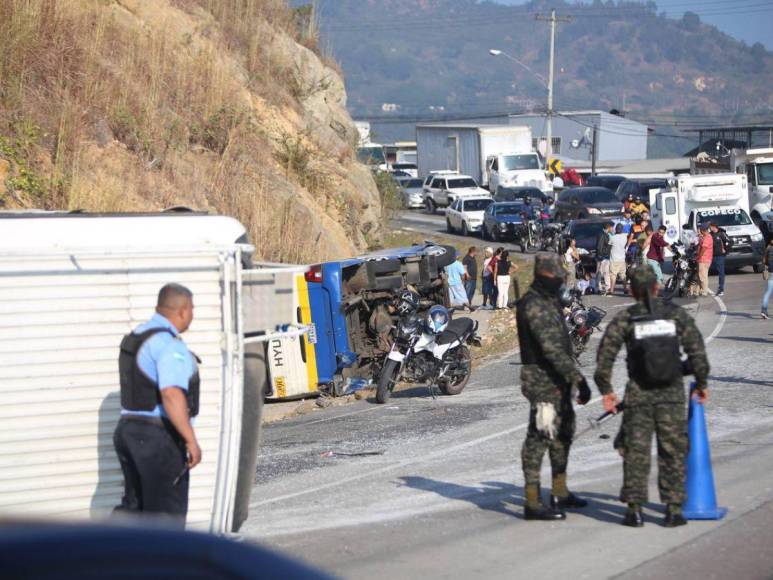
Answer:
[{"xmin": 495, "ymin": 1, "xmax": 773, "ymax": 49}]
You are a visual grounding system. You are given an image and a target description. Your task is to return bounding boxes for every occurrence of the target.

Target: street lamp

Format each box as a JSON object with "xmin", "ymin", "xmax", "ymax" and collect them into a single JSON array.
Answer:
[{"xmin": 489, "ymin": 46, "xmax": 554, "ymax": 161}]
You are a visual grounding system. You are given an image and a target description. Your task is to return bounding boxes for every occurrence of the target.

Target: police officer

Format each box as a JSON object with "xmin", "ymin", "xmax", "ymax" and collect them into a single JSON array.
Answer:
[
  {"xmin": 113, "ymin": 283, "xmax": 202, "ymax": 527},
  {"xmin": 594, "ymin": 266, "xmax": 709, "ymax": 527},
  {"xmin": 517, "ymin": 253, "xmax": 591, "ymax": 520}
]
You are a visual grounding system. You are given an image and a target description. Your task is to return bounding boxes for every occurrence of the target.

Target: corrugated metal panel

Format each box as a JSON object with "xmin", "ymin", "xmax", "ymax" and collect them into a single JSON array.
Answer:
[
  {"xmin": 0, "ymin": 250, "xmax": 242, "ymax": 532},
  {"xmin": 416, "ymin": 126, "xmax": 482, "ymax": 182}
]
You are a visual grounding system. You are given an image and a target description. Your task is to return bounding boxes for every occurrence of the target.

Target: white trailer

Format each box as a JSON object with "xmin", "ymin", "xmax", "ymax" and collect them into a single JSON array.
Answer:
[
  {"xmin": 0, "ymin": 212, "xmax": 303, "ymax": 533},
  {"xmin": 649, "ymin": 174, "xmax": 765, "ymax": 270}
]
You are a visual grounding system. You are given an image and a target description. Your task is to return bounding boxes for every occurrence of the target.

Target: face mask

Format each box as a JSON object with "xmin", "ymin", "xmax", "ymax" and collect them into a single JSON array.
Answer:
[{"xmin": 535, "ymin": 274, "xmax": 564, "ymax": 296}]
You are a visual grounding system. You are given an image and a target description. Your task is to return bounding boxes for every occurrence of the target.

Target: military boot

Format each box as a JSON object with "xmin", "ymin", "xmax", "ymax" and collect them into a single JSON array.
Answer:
[
  {"xmin": 663, "ymin": 504, "xmax": 687, "ymax": 528},
  {"xmin": 524, "ymin": 483, "xmax": 566, "ymax": 521},
  {"xmin": 549, "ymin": 473, "xmax": 588, "ymax": 509},
  {"xmin": 622, "ymin": 503, "xmax": 644, "ymax": 527}
]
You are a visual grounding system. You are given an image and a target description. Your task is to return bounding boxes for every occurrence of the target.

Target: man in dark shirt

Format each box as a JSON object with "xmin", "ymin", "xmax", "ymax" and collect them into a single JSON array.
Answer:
[
  {"xmin": 709, "ymin": 222, "xmax": 730, "ymax": 296},
  {"xmin": 462, "ymin": 246, "xmax": 478, "ymax": 305}
]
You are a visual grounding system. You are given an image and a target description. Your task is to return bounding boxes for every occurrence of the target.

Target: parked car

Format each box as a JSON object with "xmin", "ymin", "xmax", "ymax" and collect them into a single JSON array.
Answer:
[
  {"xmin": 390, "ymin": 162, "xmax": 418, "ymax": 177},
  {"xmin": 422, "ymin": 169, "xmax": 458, "ymax": 190},
  {"xmin": 397, "ymin": 178, "xmax": 425, "ymax": 209},
  {"xmin": 553, "ymin": 186, "xmax": 622, "ymax": 221},
  {"xmin": 494, "ymin": 186, "xmax": 550, "ymax": 205},
  {"xmin": 481, "ymin": 201, "xmax": 525, "ymax": 241},
  {"xmin": 390, "ymin": 170, "xmax": 412, "ymax": 180},
  {"xmin": 585, "ymin": 174, "xmax": 626, "ymax": 192},
  {"xmin": 446, "ymin": 196, "xmax": 494, "ymax": 236},
  {"xmin": 560, "ymin": 218, "xmax": 611, "ymax": 272},
  {"xmin": 423, "ymin": 174, "xmax": 490, "ymax": 212},
  {"xmin": 615, "ymin": 178, "xmax": 670, "ymax": 203}
]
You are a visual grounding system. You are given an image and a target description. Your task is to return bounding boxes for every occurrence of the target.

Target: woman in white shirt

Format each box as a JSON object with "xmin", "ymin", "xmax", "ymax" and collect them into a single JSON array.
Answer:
[{"xmin": 564, "ymin": 238, "xmax": 579, "ymax": 289}]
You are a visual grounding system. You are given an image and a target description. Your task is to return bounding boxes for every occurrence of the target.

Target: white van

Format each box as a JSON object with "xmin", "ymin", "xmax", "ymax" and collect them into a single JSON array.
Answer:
[
  {"xmin": 650, "ymin": 174, "xmax": 765, "ymax": 271},
  {"xmin": 0, "ymin": 212, "xmax": 303, "ymax": 533}
]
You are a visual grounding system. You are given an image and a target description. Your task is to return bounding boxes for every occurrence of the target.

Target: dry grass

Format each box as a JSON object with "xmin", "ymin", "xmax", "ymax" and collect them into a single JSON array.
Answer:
[{"xmin": 0, "ymin": 0, "xmax": 358, "ymax": 263}]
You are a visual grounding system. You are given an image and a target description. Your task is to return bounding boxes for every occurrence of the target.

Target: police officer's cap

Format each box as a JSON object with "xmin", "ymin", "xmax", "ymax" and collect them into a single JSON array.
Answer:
[
  {"xmin": 534, "ymin": 252, "xmax": 565, "ymax": 277},
  {"xmin": 630, "ymin": 265, "xmax": 658, "ymax": 294}
]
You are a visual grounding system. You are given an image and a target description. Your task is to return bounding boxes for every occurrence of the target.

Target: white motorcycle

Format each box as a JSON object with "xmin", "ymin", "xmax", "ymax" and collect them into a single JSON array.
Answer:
[{"xmin": 376, "ymin": 298, "xmax": 480, "ymax": 404}]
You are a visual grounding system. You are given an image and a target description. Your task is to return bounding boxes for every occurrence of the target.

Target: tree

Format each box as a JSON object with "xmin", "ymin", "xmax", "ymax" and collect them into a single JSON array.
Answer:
[{"xmin": 680, "ymin": 11, "xmax": 700, "ymax": 32}]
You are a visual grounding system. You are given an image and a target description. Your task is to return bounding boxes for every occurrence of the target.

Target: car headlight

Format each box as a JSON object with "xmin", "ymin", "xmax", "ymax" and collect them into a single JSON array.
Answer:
[
  {"xmin": 751, "ymin": 232, "xmax": 764, "ymax": 242},
  {"xmin": 499, "ymin": 223, "xmax": 508, "ymax": 230},
  {"xmin": 586, "ymin": 208, "xmax": 601, "ymax": 214}
]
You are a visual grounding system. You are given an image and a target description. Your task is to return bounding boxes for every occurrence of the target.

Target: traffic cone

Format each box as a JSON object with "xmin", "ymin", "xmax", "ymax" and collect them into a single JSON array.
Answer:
[{"xmin": 682, "ymin": 383, "xmax": 727, "ymax": 520}]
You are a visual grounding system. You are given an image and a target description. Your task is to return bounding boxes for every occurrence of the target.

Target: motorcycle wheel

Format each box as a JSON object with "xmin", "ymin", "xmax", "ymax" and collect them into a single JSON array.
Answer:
[
  {"xmin": 376, "ymin": 359, "xmax": 400, "ymax": 404},
  {"xmin": 439, "ymin": 346, "xmax": 471, "ymax": 396},
  {"xmin": 525, "ymin": 237, "xmax": 540, "ymax": 254}
]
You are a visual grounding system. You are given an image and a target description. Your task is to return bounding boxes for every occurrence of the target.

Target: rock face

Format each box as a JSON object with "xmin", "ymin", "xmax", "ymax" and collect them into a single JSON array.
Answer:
[{"xmin": 0, "ymin": 0, "xmax": 381, "ymax": 263}]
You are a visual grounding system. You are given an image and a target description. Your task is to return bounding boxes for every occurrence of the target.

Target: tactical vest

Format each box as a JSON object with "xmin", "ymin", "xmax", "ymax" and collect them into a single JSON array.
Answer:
[
  {"xmin": 516, "ymin": 291, "xmax": 572, "ymax": 371},
  {"xmin": 626, "ymin": 306, "xmax": 682, "ymax": 389},
  {"xmin": 119, "ymin": 328, "xmax": 200, "ymax": 417}
]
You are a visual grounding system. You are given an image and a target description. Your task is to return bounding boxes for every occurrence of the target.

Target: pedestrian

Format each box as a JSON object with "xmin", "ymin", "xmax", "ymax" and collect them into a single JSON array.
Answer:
[
  {"xmin": 610, "ymin": 223, "xmax": 629, "ymax": 295},
  {"xmin": 596, "ymin": 222, "xmax": 614, "ymax": 295},
  {"xmin": 709, "ymin": 222, "xmax": 730, "ymax": 297},
  {"xmin": 445, "ymin": 254, "xmax": 474, "ymax": 311},
  {"xmin": 113, "ymin": 283, "xmax": 202, "ymax": 527},
  {"xmin": 646, "ymin": 225, "xmax": 669, "ymax": 285},
  {"xmin": 516, "ymin": 253, "xmax": 591, "ymax": 520},
  {"xmin": 618, "ymin": 210, "xmax": 633, "ymax": 234},
  {"xmin": 564, "ymin": 237, "xmax": 580, "ymax": 290},
  {"xmin": 490, "ymin": 247, "xmax": 504, "ymax": 307},
  {"xmin": 630, "ymin": 195, "xmax": 648, "ymax": 217},
  {"xmin": 624, "ymin": 193, "xmax": 634, "ymax": 213},
  {"xmin": 594, "ymin": 265, "xmax": 710, "ymax": 527},
  {"xmin": 495, "ymin": 250, "xmax": 517, "ymax": 309},
  {"xmin": 761, "ymin": 237, "xmax": 773, "ymax": 319},
  {"xmin": 462, "ymin": 246, "xmax": 478, "ymax": 305},
  {"xmin": 697, "ymin": 223, "xmax": 714, "ymax": 297},
  {"xmin": 481, "ymin": 247, "xmax": 495, "ymax": 310}
]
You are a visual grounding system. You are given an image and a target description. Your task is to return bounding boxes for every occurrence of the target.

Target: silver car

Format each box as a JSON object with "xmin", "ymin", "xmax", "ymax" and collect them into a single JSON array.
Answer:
[{"xmin": 397, "ymin": 177, "xmax": 425, "ymax": 209}]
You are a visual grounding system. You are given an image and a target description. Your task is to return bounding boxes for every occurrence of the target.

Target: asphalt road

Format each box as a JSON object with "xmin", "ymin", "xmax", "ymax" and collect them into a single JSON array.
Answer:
[{"xmin": 242, "ymin": 270, "xmax": 773, "ymax": 579}]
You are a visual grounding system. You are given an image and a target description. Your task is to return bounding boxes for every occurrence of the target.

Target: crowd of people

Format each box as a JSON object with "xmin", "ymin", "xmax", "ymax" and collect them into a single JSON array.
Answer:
[{"xmin": 446, "ymin": 246, "xmax": 520, "ymax": 311}]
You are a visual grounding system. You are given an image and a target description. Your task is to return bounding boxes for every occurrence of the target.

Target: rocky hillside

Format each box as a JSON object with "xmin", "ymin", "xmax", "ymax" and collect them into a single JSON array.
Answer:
[{"xmin": 0, "ymin": 0, "xmax": 381, "ymax": 263}]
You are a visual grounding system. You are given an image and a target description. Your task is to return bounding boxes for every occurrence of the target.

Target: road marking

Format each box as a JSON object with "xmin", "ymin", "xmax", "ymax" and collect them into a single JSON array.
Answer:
[
  {"xmin": 252, "ymin": 291, "xmax": 729, "ymax": 510},
  {"xmin": 283, "ymin": 405, "xmax": 383, "ymax": 428}
]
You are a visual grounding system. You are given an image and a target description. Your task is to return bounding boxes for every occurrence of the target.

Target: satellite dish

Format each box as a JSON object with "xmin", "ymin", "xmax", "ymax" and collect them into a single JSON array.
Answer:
[{"xmin": 571, "ymin": 139, "xmax": 580, "ymax": 149}]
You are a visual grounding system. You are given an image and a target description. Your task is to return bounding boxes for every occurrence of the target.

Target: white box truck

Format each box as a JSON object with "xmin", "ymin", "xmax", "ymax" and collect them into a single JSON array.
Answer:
[
  {"xmin": 649, "ymin": 173, "xmax": 766, "ymax": 271},
  {"xmin": 0, "ymin": 211, "xmax": 306, "ymax": 533}
]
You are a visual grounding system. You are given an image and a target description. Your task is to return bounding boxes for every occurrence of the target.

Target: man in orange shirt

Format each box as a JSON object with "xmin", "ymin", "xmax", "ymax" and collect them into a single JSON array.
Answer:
[{"xmin": 696, "ymin": 223, "xmax": 714, "ymax": 296}]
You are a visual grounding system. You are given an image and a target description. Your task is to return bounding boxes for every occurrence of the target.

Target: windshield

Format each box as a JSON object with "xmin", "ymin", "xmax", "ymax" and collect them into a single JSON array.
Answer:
[
  {"xmin": 493, "ymin": 203, "xmax": 523, "ymax": 215},
  {"xmin": 757, "ymin": 163, "xmax": 773, "ymax": 185},
  {"xmin": 463, "ymin": 199, "xmax": 493, "ymax": 211},
  {"xmin": 402, "ymin": 179, "xmax": 423, "ymax": 188},
  {"xmin": 571, "ymin": 222, "xmax": 607, "ymax": 239},
  {"xmin": 447, "ymin": 178, "xmax": 478, "ymax": 189},
  {"xmin": 393, "ymin": 163, "xmax": 417, "ymax": 170},
  {"xmin": 357, "ymin": 146, "xmax": 385, "ymax": 164},
  {"xmin": 697, "ymin": 209, "xmax": 752, "ymax": 227},
  {"xmin": 502, "ymin": 154, "xmax": 540, "ymax": 171},
  {"xmin": 580, "ymin": 189, "xmax": 618, "ymax": 203}
]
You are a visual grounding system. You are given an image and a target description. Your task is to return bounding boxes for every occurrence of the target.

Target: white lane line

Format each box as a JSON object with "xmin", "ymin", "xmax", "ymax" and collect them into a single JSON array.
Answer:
[
  {"xmin": 707, "ymin": 294, "xmax": 727, "ymax": 345},
  {"xmin": 252, "ymin": 293, "xmax": 730, "ymax": 509}
]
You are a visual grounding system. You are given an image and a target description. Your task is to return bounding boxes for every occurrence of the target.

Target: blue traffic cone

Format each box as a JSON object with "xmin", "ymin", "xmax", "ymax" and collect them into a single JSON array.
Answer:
[{"xmin": 682, "ymin": 383, "xmax": 727, "ymax": 520}]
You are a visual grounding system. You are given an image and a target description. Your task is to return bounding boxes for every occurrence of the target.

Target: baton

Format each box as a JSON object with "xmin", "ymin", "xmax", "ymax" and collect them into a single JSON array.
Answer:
[{"xmin": 576, "ymin": 402, "xmax": 625, "ymax": 439}]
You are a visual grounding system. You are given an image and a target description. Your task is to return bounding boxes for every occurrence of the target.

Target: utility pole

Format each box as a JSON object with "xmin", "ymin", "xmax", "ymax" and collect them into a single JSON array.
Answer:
[
  {"xmin": 536, "ymin": 9, "xmax": 571, "ymax": 166},
  {"xmin": 591, "ymin": 125, "xmax": 598, "ymax": 176}
]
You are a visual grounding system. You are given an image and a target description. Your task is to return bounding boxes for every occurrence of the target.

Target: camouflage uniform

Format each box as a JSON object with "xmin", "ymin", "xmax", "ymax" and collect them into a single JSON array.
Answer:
[
  {"xmin": 594, "ymin": 270, "xmax": 709, "ymax": 505},
  {"xmin": 517, "ymin": 254, "xmax": 584, "ymax": 493}
]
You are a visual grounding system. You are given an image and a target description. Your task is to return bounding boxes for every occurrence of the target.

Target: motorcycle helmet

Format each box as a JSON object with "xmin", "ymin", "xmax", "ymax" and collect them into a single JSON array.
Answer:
[
  {"xmin": 426, "ymin": 305, "xmax": 450, "ymax": 334},
  {"xmin": 396, "ymin": 289, "xmax": 420, "ymax": 315}
]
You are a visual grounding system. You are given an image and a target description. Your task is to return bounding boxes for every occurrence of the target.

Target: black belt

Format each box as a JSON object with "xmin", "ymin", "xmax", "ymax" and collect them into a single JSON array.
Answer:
[{"xmin": 120, "ymin": 414, "xmax": 165, "ymax": 426}]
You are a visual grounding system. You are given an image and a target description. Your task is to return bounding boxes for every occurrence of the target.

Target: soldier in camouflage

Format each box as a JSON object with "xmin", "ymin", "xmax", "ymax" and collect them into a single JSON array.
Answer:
[
  {"xmin": 594, "ymin": 265, "xmax": 710, "ymax": 527},
  {"xmin": 516, "ymin": 253, "xmax": 591, "ymax": 521}
]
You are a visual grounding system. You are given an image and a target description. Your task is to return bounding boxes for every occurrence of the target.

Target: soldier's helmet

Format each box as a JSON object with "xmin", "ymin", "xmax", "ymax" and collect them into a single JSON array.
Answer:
[
  {"xmin": 630, "ymin": 264, "xmax": 658, "ymax": 294},
  {"xmin": 534, "ymin": 252, "xmax": 565, "ymax": 279}
]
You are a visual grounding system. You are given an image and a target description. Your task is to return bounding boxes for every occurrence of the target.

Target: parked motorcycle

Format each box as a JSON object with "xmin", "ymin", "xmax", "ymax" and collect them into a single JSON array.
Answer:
[
  {"xmin": 540, "ymin": 222, "xmax": 563, "ymax": 253},
  {"xmin": 663, "ymin": 242, "xmax": 698, "ymax": 299},
  {"xmin": 376, "ymin": 292, "xmax": 480, "ymax": 404},
  {"xmin": 517, "ymin": 219, "xmax": 542, "ymax": 253},
  {"xmin": 565, "ymin": 289, "xmax": 606, "ymax": 359}
]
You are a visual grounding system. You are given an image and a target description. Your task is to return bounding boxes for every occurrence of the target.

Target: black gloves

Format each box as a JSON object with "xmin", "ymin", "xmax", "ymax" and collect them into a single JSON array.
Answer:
[{"xmin": 576, "ymin": 377, "xmax": 591, "ymax": 405}]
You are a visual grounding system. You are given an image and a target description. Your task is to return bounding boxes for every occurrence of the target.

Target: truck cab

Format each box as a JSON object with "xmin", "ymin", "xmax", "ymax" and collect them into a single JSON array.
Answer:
[
  {"xmin": 649, "ymin": 173, "xmax": 765, "ymax": 271},
  {"xmin": 485, "ymin": 153, "xmax": 552, "ymax": 197},
  {"xmin": 733, "ymin": 148, "xmax": 773, "ymax": 229}
]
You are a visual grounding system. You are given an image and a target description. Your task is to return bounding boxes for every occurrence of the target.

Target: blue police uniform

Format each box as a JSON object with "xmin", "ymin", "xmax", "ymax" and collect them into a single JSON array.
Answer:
[{"xmin": 113, "ymin": 313, "xmax": 199, "ymax": 526}]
